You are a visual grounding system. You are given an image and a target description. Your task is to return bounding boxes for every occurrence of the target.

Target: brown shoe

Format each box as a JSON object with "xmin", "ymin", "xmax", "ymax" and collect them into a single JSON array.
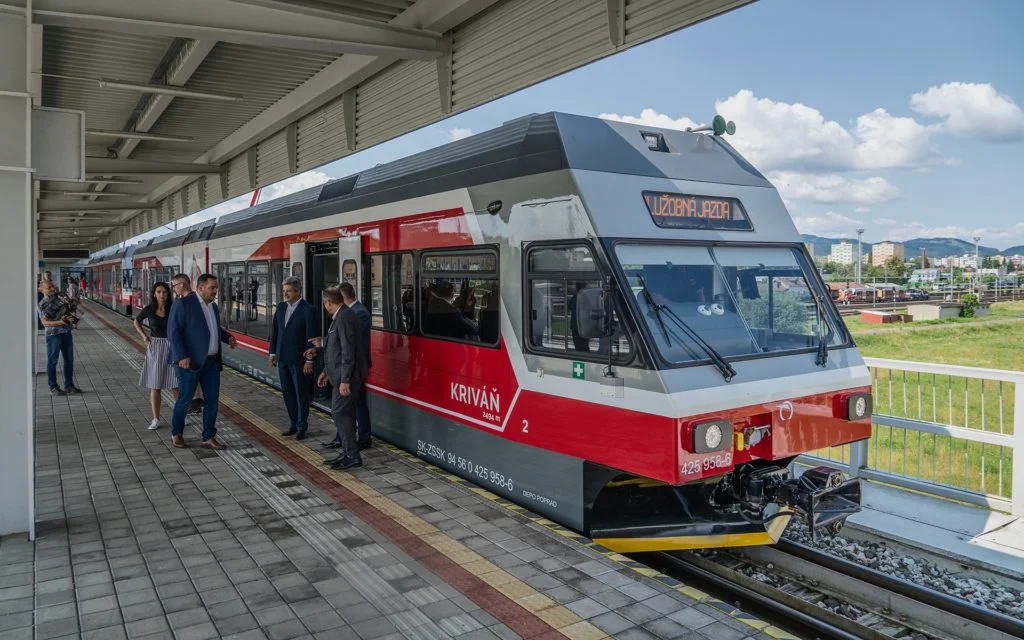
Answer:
[
  {"xmin": 171, "ymin": 434, "xmax": 187, "ymax": 448},
  {"xmin": 201, "ymin": 438, "xmax": 226, "ymax": 450}
]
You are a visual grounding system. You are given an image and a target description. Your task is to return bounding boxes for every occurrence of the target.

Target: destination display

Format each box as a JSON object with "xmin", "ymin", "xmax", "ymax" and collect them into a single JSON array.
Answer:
[{"xmin": 642, "ymin": 191, "xmax": 753, "ymax": 231}]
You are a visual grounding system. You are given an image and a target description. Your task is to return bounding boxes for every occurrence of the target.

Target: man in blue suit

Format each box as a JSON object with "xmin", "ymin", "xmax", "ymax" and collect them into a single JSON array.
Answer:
[
  {"xmin": 344, "ymin": 284, "xmax": 373, "ymax": 450},
  {"xmin": 168, "ymin": 273, "xmax": 237, "ymax": 450},
  {"xmin": 269, "ymin": 276, "xmax": 317, "ymax": 440}
]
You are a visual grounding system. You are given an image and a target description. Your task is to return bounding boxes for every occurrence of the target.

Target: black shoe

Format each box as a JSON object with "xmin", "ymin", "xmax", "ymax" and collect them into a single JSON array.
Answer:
[
  {"xmin": 322, "ymin": 455, "xmax": 343, "ymax": 466},
  {"xmin": 50, "ymin": 387, "xmax": 66, "ymax": 396},
  {"xmin": 281, "ymin": 428, "xmax": 298, "ymax": 437},
  {"xmin": 358, "ymin": 440, "xmax": 372, "ymax": 451},
  {"xmin": 322, "ymin": 441, "xmax": 342, "ymax": 450},
  {"xmin": 330, "ymin": 456, "xmax": 362, "ymax": 470},
  {"xmin": 65, "ymin": 385, "xmax": 82, "ymax": 394},
  {"xmin": 295, "ymin": 431, "xmax": 307, "ymax": 441}
]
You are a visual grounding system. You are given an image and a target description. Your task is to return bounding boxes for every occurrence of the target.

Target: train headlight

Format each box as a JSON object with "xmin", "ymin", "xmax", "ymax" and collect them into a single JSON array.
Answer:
[
  {"xmin": 692, "ymin": 419, "xmax": 731, "ymax": 454},
  {"xmin": 845, "ymin": 393, "xmax": 873, "ymax": 421}
]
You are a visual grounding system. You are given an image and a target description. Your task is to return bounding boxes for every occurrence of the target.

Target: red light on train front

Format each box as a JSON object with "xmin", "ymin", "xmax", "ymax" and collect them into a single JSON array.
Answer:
[
  {"xmin": 834, "ymin": 392, "xmax": 873, "ymax": 421},
  {"xmin": 690, "ymin": 419, "xmax": 732, "ymax": 454}
]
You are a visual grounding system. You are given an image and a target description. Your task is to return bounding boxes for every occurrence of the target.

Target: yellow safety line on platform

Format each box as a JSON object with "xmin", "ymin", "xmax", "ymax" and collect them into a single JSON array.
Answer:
[
  {"xmin": 90, "ymin": 301, "xmax": 794, "ymax": 640},
  {"xmin": 219, "ymin": 394, "xmax": 607, "ymax": 640}
]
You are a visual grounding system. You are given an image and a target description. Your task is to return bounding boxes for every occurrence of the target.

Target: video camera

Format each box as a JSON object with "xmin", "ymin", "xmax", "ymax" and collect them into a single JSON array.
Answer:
[{"xmin": 42, "ymin": 293, "xmax": 81, "ymax": 328}]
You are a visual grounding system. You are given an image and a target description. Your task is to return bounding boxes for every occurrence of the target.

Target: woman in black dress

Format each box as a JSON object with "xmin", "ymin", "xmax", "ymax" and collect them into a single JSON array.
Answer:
[{"xmin": 133, "ymin": 282, "xmax": 177, "ymax": 429}]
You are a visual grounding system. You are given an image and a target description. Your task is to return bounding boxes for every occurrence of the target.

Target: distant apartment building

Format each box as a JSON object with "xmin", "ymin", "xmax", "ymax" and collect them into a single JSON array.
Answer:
[
  {"xmin": 829, "ymin": 242, "xmax": 853, "ymax": 264},
  {"xmin": 909, "ymin": 268, "xmax": 942, "ymax": 283},
  {"xmin": 871, "ymin": 241, "xmax": 904, "ymax": 265},
  {"xmin": 804, "ymin": 242, "xmax": 815, "ymax": 259}
]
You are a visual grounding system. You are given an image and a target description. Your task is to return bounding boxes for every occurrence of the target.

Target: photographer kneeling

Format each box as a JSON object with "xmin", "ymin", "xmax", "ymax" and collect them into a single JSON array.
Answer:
[{"xmin": 38, "ymin": 280, "xmax": 82, "ymax": 396}]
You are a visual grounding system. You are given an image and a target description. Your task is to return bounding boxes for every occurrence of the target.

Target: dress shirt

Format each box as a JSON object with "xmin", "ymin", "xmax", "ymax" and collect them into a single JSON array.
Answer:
[
  {"xmin": 198, "ymin": 296, "xmax": 219, "ymax": 356},
  {"xmin": 284, "ymin": 299, "xmax": 300, "ymax": 326}
]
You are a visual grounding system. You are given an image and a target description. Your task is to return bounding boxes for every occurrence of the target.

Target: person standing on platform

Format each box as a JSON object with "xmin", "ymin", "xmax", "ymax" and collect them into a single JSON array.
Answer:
[
  {"xmin": 170, "ymin": 275, "xmax": 205, "ymax": 415},
  {"xmin": 133, "ymin": 281, "xmax": 178, "ymax": 430},
  {"xmin": 167, "ymin": 273, "xmax": 237, "ymax": 449},
  {"xmin": 341, "ymin": 283, "xmax": 373, "ymax": 450},
  {"xmin": 269, "ymin": 276, "xmax": 317, "ymax": 441},
  {"xmin": 38, "ymin": 280, "xmax": 81, "ymax": 396},
  {"xmin": 317, "ymin": 287, "xmax": 369, "ymax": 470},
  {"xmin": 66, "ymin": 277, "xmax": 80, "ymax": 303}
]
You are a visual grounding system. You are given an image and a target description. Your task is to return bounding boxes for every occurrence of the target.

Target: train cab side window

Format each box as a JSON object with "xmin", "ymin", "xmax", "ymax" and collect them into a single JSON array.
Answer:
[
  {"xmin": 366, "ymin": 253, "xmax": 414, "ymax": 333},
  {"xmin": 246, "ymin": 261, "xmax": 270, "ymax": 340},
  {"xmin": 419, "ymin": 249, "xmax": 500, "ymax": 346},
  {"xmin": 526, "ymin": 245, "xmax": 631, "ymax": 359}
]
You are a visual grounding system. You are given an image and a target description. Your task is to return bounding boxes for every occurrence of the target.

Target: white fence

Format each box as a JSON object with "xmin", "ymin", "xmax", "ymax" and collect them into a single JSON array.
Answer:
[{"xmin": 802, "ymin": 358, "xmax": 1024, "ymax": 517}]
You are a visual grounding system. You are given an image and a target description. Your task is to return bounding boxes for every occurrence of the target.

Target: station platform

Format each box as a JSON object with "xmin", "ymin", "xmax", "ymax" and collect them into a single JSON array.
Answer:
[
  {"xmin": 846, "ymin": 479, "xmax": 1024, "ymax": 581},
  {"xmin": 4, "ymin": 301, "xmax": 786, "ymax": 640}
]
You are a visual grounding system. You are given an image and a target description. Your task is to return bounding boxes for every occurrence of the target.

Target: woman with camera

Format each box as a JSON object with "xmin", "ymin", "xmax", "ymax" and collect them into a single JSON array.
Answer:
[{"xmin": 133, "ymin": 282, "xmax": 178, "ymax": 430}]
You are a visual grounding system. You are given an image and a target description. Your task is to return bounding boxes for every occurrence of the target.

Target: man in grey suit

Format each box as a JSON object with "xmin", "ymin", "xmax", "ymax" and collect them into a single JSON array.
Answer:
[{"xmin": 316, "ymin": 287, "xmax": 369, "ymax": 470}]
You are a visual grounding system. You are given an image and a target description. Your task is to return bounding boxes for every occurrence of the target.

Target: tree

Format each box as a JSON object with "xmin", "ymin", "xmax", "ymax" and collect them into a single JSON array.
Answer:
[{"xmin": 884, "ymin": 256, "xmax": 909, "ymax": 282}]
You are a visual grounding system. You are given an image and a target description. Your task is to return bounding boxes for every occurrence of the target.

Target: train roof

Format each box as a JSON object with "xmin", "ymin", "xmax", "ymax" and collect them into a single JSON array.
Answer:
[{"xmin": 207, "ymin": 112, "xmax": 772, "ymax": 240}]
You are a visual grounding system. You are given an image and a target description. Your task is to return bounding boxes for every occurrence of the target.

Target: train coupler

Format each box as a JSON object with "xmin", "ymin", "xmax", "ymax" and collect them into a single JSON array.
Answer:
[{"xmin": 733, "ymin": 464, "xmax": 862, "ymax": 541}]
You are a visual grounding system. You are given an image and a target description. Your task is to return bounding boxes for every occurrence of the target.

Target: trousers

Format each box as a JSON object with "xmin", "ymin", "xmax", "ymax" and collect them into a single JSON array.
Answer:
[
  {"xmin": 45, "ymin": 332, "xmax": 74, "ymax": 390},
  {"xmin": 172, "ymin": 358, "xmax": 221, "ymax": 441},
  {"xmin": 278, "ymin": 362, "xmax": 311, "ymax": 432},
  {"xmin": 331, "ymin": 378, "xmax": 365, "ymax": 461}
]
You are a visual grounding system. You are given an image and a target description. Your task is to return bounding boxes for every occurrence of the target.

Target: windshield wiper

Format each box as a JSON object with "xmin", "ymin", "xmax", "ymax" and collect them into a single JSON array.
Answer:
[
  {"xmin": 637, "ymin": 276, "xmax": 737, "ymax": 382},
  {"xmin": 811, "ymin": 292, "xmax": 829, "ymax": 367}
]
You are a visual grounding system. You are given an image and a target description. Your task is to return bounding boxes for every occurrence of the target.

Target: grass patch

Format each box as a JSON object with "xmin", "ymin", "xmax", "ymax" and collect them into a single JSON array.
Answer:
[
  {"xmin": 815, "ymin": 302, "xmax": 1024, "ymax": 502},
  {"xmin": 842, "ymin": 300, "xmax": 1024, "ymax": 334}
]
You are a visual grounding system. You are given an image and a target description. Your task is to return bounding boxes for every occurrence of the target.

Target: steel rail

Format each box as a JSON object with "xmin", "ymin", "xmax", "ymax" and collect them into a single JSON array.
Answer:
[{"xmin": 775, "ymin": 540, "xmax": 1024, "ymax": 639}]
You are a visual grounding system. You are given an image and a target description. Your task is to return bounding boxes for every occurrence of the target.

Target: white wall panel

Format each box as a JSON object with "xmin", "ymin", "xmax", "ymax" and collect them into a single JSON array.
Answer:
[
  {"xmin": 256, "ymin": 128, "xmax": 289, "ymax": 186},
  {"xmin": 296, "ymin": 96, "xmax": 347, "ymax": 171},
  {"xmin": 355, "ymin": 59, "xmax": 438, "ymax": 149}
]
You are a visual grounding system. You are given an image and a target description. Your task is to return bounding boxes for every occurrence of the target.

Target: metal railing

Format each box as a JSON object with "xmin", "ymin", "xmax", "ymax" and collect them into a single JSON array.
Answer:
[{"xmin": 801, "ymin": 357, "xmax": 1024, "ymax": 516}]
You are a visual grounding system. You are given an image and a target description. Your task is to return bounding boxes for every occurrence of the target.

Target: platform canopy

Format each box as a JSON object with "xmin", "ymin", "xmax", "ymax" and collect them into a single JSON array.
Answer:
[{"xmin": 11, "ymin": 0, "xmax": 752, "ymax": 253}]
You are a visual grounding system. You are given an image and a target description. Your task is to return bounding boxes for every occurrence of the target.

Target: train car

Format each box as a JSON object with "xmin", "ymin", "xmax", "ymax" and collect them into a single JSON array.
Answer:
[
  {"xmin": 104, "ymin": 113, "xmax": 873, "ymax": 551},
  {"xmin": 85, "ymin": 248, "xmax": 127, "ymax": 312},
  {"xmin": 131, "ymin": 223, "xmax": 216, "ymax": 312}
]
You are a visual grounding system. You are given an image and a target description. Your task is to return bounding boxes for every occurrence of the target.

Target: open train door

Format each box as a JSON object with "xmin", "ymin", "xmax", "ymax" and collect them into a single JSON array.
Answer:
[
  {"xmin": 289, "ymin": 242, "xmax": 307, "ymax": 299},
  {"xmin": 338, "ymin": 235, "xmax": 362, "ymax": 300}
]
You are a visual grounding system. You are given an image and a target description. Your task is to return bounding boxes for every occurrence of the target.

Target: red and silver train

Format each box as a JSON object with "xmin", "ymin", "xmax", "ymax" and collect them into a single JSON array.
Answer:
[{"xmin": 96, "ymin": 113, "xmax": 871, "ymax": 551}]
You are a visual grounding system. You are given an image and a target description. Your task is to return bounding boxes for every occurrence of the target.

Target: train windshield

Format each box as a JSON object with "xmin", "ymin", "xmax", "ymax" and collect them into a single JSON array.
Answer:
[{"xmin": 615, "ymin": 244, "xmax": 845, "ymax": 365}]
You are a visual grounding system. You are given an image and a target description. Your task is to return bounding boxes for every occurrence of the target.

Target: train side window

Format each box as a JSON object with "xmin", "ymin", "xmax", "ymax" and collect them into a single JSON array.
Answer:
[
  {"xmin": 271, "ymin": 260, "xmax": 287, "ymax": 312},
  {"xmin": 367, "ymin": 252, "xmax": 414, "ymax": 333},
  {"xmin": 526, "ymin": 244, "xmax": 631, "ymax": 359},
  {"xmin": 419, "ymin": 248, "xmax": 500, "ymax": 346},
  {"xmin": 246, "ymin": 261, "xmax": 270, "ymax": 340}
]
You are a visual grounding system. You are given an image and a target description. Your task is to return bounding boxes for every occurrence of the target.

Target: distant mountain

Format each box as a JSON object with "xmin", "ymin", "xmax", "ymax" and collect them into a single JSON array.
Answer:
[
  {"xmin": 800, "ymin": 234, "xmax": 1001, "ymax": 259},
  {"xmin": 1002, "ymin": 245, "xmax": 1024, "ymax": 256},
  {"xmin": 904, "ymin": 237, "xmax": 999, "ymax": 258}
]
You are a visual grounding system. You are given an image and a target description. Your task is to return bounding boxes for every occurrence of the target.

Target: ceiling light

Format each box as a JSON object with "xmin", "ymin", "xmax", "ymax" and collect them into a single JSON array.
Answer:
[
  {"xmin": 97, "ymin": 79, "xmax": 243, "ymax": 102},
  {"xmin": 86, "ymin": 129, "xmax": 194, "ymax": 142}
]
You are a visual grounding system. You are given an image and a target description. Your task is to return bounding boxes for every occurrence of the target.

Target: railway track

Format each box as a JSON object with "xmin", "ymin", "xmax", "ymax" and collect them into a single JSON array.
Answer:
[
  {"xmin": 836, "ymin": 292, "xmax": 1018, "ymax": 316},
  {"xmin": 645, "ymin": 541, "xmax": 1024, "ymax": 640}
]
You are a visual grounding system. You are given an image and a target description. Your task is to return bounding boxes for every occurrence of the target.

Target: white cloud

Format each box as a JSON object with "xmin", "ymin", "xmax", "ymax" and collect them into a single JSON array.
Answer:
[
  {"xmin": 261, "ymin": 170, "xmax": 331, "ymax": 201},
  {"xmin": 768, "ymin": 171, "xmax": 899, "ymax": 205},
  {"xmin": 883, "ymin": 221, "xmax": 1024, "ymax": 247},
  {"xmin": 911, "ymin": 82, "xmax": 1024, "ymax": 142},
  {"xmin": 603, "ymin": 91, "xmax": 943, "ymax": 174},
  {"xmin": 873, "ymin": 217, "xmax": 899, "ymax": 226},
  {"xmin": 446, "ymin": 127, "xmax": 474, "ymax": 142},
  {"xmin": 598, "ymin": 108, "xmax": 699, "ymax": 131},
  {"xmin": 856, "ymin": 207, "xmax": 871, "ymax": 214},
  {"xmin": 792, "ymin": 211, "xmax": 863, "ymax": 237}
]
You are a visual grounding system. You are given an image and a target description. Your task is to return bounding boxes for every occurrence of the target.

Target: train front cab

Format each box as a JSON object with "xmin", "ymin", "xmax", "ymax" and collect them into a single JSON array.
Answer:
[{"xmin": 565, "ymin": 237, "xmax": 872, "ymax": 552}]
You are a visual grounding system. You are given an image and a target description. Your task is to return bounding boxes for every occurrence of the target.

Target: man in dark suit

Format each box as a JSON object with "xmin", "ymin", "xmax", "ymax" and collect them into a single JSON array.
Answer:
[
  {"xmin": 168, "ymin": 273, "xmax": 237, "ymax": 450},
  {"xmin": 316, "ymin": 287, "xmax": 369, "ymax": 470},
  {"xmin": 341, "ymin": 283, "xmax": 373, "ymax": 450},
  {"xmin": 269, "ymin": 276, "xmax": 317, "ymax": 440}
]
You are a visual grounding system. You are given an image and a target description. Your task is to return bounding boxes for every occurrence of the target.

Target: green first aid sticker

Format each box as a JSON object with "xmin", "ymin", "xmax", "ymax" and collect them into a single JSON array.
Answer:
[{"xmin": 572, "ymin": 361, "xmax": 585, "ymax": 380}]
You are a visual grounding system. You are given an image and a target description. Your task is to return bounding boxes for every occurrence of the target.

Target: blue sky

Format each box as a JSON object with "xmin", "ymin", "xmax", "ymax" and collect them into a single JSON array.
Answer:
[{"xmin": 137, "ymin": 0, "xmax": 1024, "ymax": 251}]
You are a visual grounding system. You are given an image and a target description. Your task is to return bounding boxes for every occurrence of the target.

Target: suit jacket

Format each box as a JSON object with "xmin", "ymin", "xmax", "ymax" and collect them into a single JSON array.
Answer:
[
  {"xmin": 346, "ymin": 300, "xmax": 373, "ymax": 372},
  {"xmin": 324, "ymin": 306, "xmax": 369, "ymax": 386},
  {"xmin": 167, "ymin": 293, "xmax": 232, "ymax": 369},
  {"xmin": 269, "ymin": 299, "xmax": 317, "ymax": 365}
]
